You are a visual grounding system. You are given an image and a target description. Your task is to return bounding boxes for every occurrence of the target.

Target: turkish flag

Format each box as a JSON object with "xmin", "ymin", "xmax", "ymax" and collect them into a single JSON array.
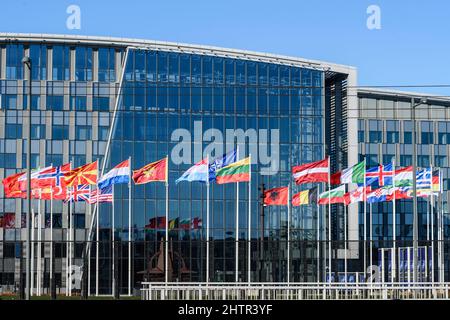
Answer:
[
  {"xmin": 133, "ymin": 157, "xmax": 168, "ymax": 185},
  {"xmin": 264, "ymin": 187, "xmax": 288, "ymax": 206}
]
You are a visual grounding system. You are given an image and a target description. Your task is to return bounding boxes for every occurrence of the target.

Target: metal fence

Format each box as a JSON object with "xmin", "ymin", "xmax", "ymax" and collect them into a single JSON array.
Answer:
[{"xmin": 141, "ymin": 282, "xmax": 450, "ymax": 300}]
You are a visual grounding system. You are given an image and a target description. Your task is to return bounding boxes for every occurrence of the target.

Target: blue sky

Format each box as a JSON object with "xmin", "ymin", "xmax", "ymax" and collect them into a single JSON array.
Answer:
[{"xmin": 1, "ymin": 0, "xmax": 449, "ymax": 95}]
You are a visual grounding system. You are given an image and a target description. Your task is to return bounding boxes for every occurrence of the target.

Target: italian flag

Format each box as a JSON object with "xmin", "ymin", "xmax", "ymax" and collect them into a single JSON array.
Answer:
[
  {"xmin": 318, "ymin": 185, "xmax": 346, "ymax": 205},
  {"xmin": 341, "ymin": 161, "xmax": 365, "ymax": 184},
  {"xmin": 216, "ymin": 157, "xmax": 250, "ymax": 184}
]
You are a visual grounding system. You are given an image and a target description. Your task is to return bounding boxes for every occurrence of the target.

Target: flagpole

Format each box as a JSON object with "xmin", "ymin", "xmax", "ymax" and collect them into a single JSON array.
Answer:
[
  {"xmin": 370, "ymin": 201, "xmax": 373, "ymax": 277},
  {"xmin": 316, "ymin": 189, "xmax": 320, "ymax": 283},
  {"xmin": 165, "ymin": 156, "xmax": 169, "ymax": 285},
  {"xmin": 363, "ymin": 158, "xmax": 367, "ymax": 281},
  {"xmin": 327, "ymin": 156, "xmax": 331, "ymax": 283},
  {"xmin": 69, "ymin": 186, "xmax": 74, "ymax": 296},
  {"xmin": 65, "ymin": 189, "xmax": 69, "ymax": 296},
  {"xmin": 430, "ymin": 166, "xmax": 435, "ymax": 283},
  {"xmin": 88, "ymin": 185, "xmax": 91, "ymax": 296},
  {"xmin": 128, "ymin": 156, "xmax": 132, "ymax": 296},
  {"xmin": 235, "ymin": 148, "xmax": 240, "ymax": 283},
  {"xmin": 38, "ymin": 189, "xmax": 42, "ymax": 296},
  {"xmin": 96, "ymin": 159, "xmax": 100, "ymax": 296},
  {"xmin": 31, "ymin": 207, "xmax": 35, "ymax": 296},
  {"xmin": 112, "ymin": 184, "xmax": 115, "ymax": 296},
  {"xmin": 247, "ymin": 155, "xmax": 251, "ymax": 284},
  {"xmin": 206, "ymin": 155, "xmax": 210, "ymax": 285},
  {"xmin": 50, "ymin": 164, "xmax": 54, "ymax": 296},
  {"xmin": 287, "ymin": 183, "xmax": 291, "ymax": 284},
  {"xmin": 392, "ymin": 158, "xmax": 396, "ymax": 283},
  {"xmin": 344, "ymin": 199, "xmax": 347, "ymax": 284}
]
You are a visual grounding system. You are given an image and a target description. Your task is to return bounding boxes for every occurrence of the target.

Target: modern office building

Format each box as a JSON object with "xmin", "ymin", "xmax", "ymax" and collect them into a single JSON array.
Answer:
[{"xmin": 0, "ymin": 33, "xmax": 447, "ymax": 295}]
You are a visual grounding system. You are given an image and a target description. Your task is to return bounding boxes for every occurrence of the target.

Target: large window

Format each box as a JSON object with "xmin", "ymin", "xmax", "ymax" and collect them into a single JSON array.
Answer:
[
  {"xmin": 98, "ymin": 47, "xmax": 116, "ymax": 82},
  {"xmin": 29, "ymin": 44, "xmax": 47, "ymax": 80},
  {"xmin": 6, "ymin": 44, "xmax": 24, "ymax": 79},
  {"xmin": 52, "ymin": 46, "xmax": 70, "ymax": 80},
  {"xmin": 368, "ymin": 120, "xmax": 383, "ymax": 143},
  {"xmin": 75, "ymin": 47, "xmax": 93, "ymax": 81}
]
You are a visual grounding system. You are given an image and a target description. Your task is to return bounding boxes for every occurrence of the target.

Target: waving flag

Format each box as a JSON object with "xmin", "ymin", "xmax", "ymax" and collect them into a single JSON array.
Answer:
[
  {"xmin": 65, "ymin": 184, "xmax": 91, "ymax": 203},
  {"xmin": 344, "ymin": 186, "xmax": 368, "ymax": 205},
  {"xmin": 35, "ymin": 163, "xmax": 71, "ymax": 188},
  {"xmin": 215, "ymin": 157, "xmax": 250, "ymax": 184},
  {"xmin": 367, "ymin": 187, "xmax": 391, "ymax": 203},
  {"xmin": 89, "ymin": 185, "xmax": 113, "ymax": 204},
  {"xmin": 98, "ymin": 159, "xmax": 130, "ymax": 189},
  {"xmin": 2, "ymin": 172, "xmax": 26, "ymax": 198},
  {"xmin": 292, "ymin": 187, "xmax": 318, "ymax": 206},
  {"xmin": 394, "ymin": 166, "xmax": 413, "ymax": 187},
  {"xmin": 263, "ymin": 187, "xmax": 288, "ymax": 206},
  {"xmin": 318, "ymin": 185, "xmax": 346, "ymax": 205},
  {"xmin": 366, "ymin": 163, "xmax": 393, "ymax": 187},
  {"xmin": 133, "ymin": 157, "xmax": 168, "ymax": 184},
  {"xmin": 176, "ymin": 158, "xmax": 209, "ymax": 184},
  {"xmin": 18, "ymin": 166, "xmax": 52, "ymax": 190},
  {"xmin": 341, "ymin": 161, "xmax": 365, "ymax": 184},
  {"xmin": 209, "ymin": 150, "xmax": 237, "ymax": 182},
  {"xmin": 292, "ymin": 157, "xmax": 329, "ymax": 185},
  {"xmin": 36, "ymin": 186, "xmax": 67, "ymax": 200},
  {"xmin": 64, "ymin": 161, "xmax": 98, "ymax": 187}
]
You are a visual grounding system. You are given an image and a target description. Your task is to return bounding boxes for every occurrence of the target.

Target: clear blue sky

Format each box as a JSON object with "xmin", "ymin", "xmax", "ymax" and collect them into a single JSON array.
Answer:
[{"xmin": 1, "ymin": 0, "xmax": 449, "ymax": 95}]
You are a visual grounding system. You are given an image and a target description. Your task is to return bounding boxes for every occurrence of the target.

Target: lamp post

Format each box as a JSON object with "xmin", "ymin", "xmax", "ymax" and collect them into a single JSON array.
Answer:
[
  {"xmin": 22, "ymin": 56, "xmax": 32, "ymax": 300},
  {"xmin": 411, "ymin": 96, "xmax": 428, "ymax": 284}
]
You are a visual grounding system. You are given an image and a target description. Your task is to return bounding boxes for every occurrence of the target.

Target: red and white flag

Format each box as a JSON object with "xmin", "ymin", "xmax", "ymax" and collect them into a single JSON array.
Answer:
[{"xmin": 292, "ymin": 157, "xmax": 329, "ymax": 185}]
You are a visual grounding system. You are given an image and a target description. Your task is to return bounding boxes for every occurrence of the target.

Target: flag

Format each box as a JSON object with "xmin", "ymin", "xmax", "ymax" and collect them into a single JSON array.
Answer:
[
  {"xmin": 341, "ymin": 161, "xmax": 365, "ymax": 184},
  {"xmin": 394, "ymin": 166, "xmax": 413, "ymax": 187},
  {"xmin": 209, "ymin": 150, "xmax": 237, "ymax": 182},
  {"xmin": 432, "ymin": 169, "xmax": 441, "ymax": 193},
  {"xmin": 37, "ymin": 186, "xmax": 67, "ymax": 200},
  {"xmin": 17, "ymin": 166, "xmax": 53, "ymax": 190},
  {"xmin": 145, "ymin": 217, "xmax": 166, "ymax": 230},
  {"xmin": 33, "ymin": 163, "xmax": 71, "ymax": 188},
  {"xmin": 65, "ymin": 184, "xmax": 91, "ymax": 203},
  {"xmin": 367, "ymin": 187, "xmax": 391, "ymax": 203},
  {"xmin": 330, "ymin": 171, "xmax": 342, "ymax": 185},
  {"xmin": 416, "ymin": 168, "xmax": 432, "ymax": 190},
  {"xmin": 292, "ymin": 157, "xmax": 329, "ymax": 185},
  {"xmin": 191, "ymin": 217, "xmax": 202, "ymax": 229},
  {"xmin": 365, "ymin": 163, "xmax": 393, "ymax": 187},
  {"xmin": 318, "ymin": 185, "xmax": 346, "ymax": 205},
  {"xmin": 1, "ymin": 213, "xmax": 15, "ymax": 229},
  {"xmin": 89, "ymin": 185, "xmax": 113, "ymax": 204},
  {"xmin": 176, "ymin": 158, "xmax": 208, "ymax": 184},
  {"xmin": 292, "ymin": 187, "xmax": 318, "ymax": 206},
  {"xmin": 169, "ymin": 217, "xmax": 179, "ymax": 230},
  {"xmin": 2, "ymin": 172, "xmax": 26, "ymax": 198},
  {"xmin": 215, "ymin": 157, "xmax": 250, "ymax": 184},
  {"xmin": 64, "ymin": 161, "xmax": 98, "ymax": 187},
  {"xmin": 344, "ymin": 186, "xmax": 368, "ymax": 205},
  {"xmin": 179, "ymin": 218, "xmax": 191, "ymax": 230},
  {"xmin": 387, "ymin": 187, "xmax": 412, "ymax": 201},
  {"xmin": 133, "ymin": 157, "xmax": 168, "ymax": 184},
  {"xmin": 98, "ymin": 159, "xmax": 131, "ymax": 189},
  {"xmin": 263, "ymin": 187, "xmax": 288, "ymax": 206}
]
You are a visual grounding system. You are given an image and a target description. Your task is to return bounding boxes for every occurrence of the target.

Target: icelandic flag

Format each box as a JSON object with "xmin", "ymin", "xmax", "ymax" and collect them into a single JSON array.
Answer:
[
  {"xmin": 365, "ymin": 163, "xmax": 394, "ymax": 187},
  {"xmin": 98, "ymin": 159, "xmax": 130, "ymax": 189},
  {"xmin": 208, "ymin": 150, "xmax": 237, "ymax": 182},
  {"xmin": 176, "ymin": 158, "xmax": 209, "ymax": 184}
]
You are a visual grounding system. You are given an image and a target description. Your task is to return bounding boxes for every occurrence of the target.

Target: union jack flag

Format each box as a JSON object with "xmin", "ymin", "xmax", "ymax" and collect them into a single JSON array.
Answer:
[
  {"xmin": 89, "ymin": 185, "xmax": 113, "ymax": 204},
  {"xmin": 65, "ymin": 184, "xmax": 91, "ymax": 203}
]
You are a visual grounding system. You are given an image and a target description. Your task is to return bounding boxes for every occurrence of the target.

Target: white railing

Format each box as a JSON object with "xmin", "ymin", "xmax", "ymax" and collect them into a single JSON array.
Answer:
[{"xmin": 141, "ymin": 282, "xmax": 450, "ymax": 300}]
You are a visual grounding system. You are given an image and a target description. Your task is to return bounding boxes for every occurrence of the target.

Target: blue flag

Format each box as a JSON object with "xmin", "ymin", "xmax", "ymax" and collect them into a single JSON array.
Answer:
[
  {"xmin": 208, "ymin": 149, "xmax": 237, "ymax": 182},
  {"xmin": 365, "ymin": 163, "xmax": 393, "ymax": 187}
]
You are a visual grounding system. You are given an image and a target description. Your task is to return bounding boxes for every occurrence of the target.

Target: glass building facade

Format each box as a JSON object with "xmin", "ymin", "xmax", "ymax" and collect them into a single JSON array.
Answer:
[{"xmin": 1, "ymin": 34, "xmax": 447, "ymax": 295}]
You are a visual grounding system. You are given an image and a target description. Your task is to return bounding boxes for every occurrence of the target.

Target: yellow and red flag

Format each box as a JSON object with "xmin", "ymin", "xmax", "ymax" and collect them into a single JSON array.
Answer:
[
  {"xmin": 133, "ymin": 157, "xmax": 168, "ymax": 185},
  {"xmin": 2, "ymin": 172, "xmax": 26, "ymax": 198},
  {"xmin": 64, "ymin": 161, "xmax": 98, "ymax": 187}
]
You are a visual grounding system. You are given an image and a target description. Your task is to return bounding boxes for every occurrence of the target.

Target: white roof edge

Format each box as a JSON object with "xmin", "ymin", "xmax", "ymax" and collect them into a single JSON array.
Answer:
[
  {"xmin": 358, "ymin": 87, "xmax": 450, "ymax": 102},
  {"xmin": 0, "ymin": 32, "xmax": 356, "ymax": 74}
]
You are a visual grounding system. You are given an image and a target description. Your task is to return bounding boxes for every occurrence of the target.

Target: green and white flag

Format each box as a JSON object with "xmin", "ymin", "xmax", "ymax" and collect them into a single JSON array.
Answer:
[
  {"xmin": 318, "ymin": 185, "xmax": 346, "ymax": 205},
  {"xmin": 341, "ymin": 161, "xmax": 365, "ymax": 184}
]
